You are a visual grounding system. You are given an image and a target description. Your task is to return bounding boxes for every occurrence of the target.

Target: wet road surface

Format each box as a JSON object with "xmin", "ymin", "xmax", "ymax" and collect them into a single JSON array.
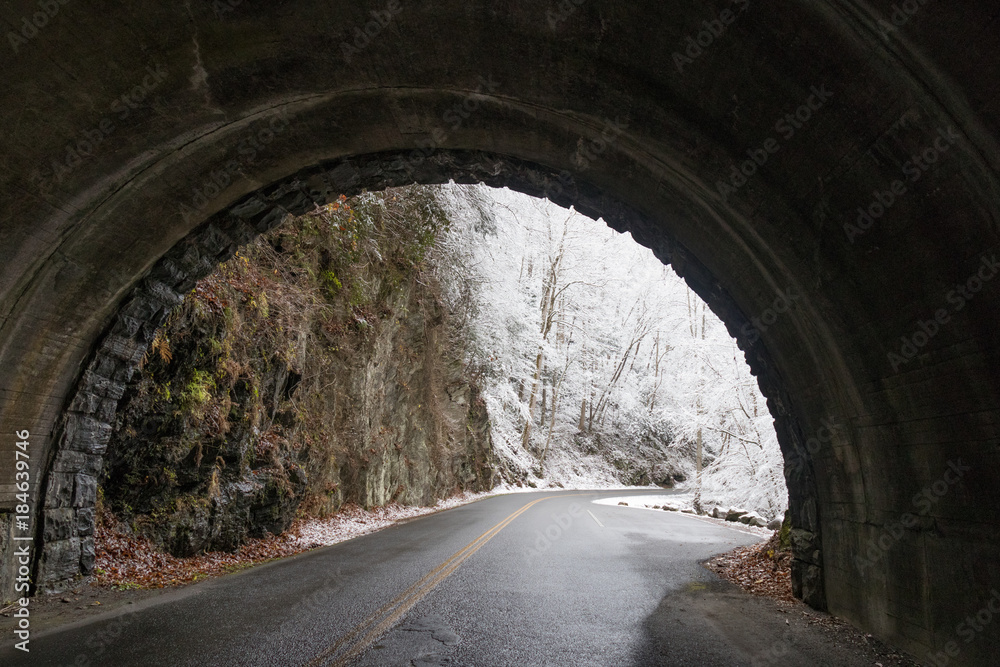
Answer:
[{"xmin": 3, "ymin": 490, "xmax": 890, "ymax": 666}]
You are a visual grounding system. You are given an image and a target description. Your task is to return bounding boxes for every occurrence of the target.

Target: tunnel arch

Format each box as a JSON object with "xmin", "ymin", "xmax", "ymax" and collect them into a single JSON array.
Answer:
[
  {"xmin": 2, "ymin": 1, "xmax": 999, "ymax": 663},
  {"xmin": 36, "ymin": 146, "xmax": 830, "ymax": 591}
]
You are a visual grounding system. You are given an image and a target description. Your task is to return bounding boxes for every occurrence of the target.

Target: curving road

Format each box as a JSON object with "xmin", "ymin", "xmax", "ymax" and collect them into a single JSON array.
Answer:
[{"xmin": 4, "ymin": 491, "xmax": 889, "ymax": 665}]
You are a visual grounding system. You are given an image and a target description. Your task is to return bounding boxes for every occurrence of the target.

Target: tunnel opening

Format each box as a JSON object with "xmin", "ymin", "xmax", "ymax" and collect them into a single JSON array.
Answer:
[
  {"xmin": 31, "ymin": 151, "xmax": 823, "ymax": 614},
  {"xmin": 89, "ymin": 181, "xmax": 792, "ymax": 570}
]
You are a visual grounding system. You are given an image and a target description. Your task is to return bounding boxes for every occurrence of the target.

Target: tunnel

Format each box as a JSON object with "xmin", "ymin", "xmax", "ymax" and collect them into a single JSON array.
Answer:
[{"xmin": 1, "ymin": 1, "xmax": 999, "ymax": 663}]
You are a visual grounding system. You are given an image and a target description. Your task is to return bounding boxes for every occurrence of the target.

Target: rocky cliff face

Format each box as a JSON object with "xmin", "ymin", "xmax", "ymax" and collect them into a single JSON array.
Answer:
[{"xmin": 101, "ymin": 188, "xmax": 497, "ymax": 556}]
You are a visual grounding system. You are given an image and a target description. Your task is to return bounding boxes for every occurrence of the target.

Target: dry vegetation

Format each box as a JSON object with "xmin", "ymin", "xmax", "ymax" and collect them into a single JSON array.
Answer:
[
  {"xmin": 705, "ymin": 530, "xmax": 795, "ymax": 602},
  {"xmin": 93, "ymin": 503, "xmax": 311, "ymax": 589}
]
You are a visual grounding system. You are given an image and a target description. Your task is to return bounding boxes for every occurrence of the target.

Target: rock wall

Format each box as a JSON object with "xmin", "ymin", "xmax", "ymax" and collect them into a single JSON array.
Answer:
[{"xmin": 98, "ymin": 188, "xmax": 497, "ymax": 557}]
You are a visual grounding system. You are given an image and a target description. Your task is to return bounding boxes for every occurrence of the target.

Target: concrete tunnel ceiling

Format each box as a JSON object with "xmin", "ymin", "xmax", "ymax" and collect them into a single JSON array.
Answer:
[{"xmin": 1, "ymin": 1, "xmax": 999, "ymax": 663}]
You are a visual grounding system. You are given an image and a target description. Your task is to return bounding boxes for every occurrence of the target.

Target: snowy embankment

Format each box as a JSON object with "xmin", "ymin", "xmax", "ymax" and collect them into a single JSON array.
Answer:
[{"xmin": 434, "ymin": 185, "xmax": 789, "ymax": 520}]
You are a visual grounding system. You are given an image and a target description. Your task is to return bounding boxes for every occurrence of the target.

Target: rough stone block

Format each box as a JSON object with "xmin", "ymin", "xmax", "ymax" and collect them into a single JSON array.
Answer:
[
  {"xmin": 83, "ymin": 454, "xmax": 104, "ymax": 476},
  {"xmin": 91, "ymin": 355, "xmax": 117, "ymax": 378},
  {"xmin": 111, "ymin": 314, "xmax": 143, "ymax": 338},
  {"xmin": 64, "ymin": 415, "xmax": 112, "ymax": 454},
  {"xmin": 792, "ymin": 560, "xmax": 826, "ymax": 611},
  {"xmin": 322, "ymin": 161, "xmax": 361, "ymax": 190},
  {"xmin": 93, "ymin": 354, "xmax": 136, "ymax": 382},
  {"xmin": 102, "ymin": 334, "xmax": 145, "ymax": 364},
  {"xmin": 200, "ymin": 223, "xmax": 234, "ymax": 257},
  {"xmin": 222, "ymin": 217, "xmax": 260, "ymax": 246},
  {"xmin": 790, "ymin": 528, "xmax": 822, "ymax": 565},
  {"xmin": 51, "ymin": 451, "xmax": 87, "ymax": 474},
  {"xmin": 148, "ymin": 257, "xmax": 187, "ymax": 286},
  {"xmin": 118, "ymin": 295, "xmax": 161, "ymax": 322},
  {"xmin": 146, "ymin": 279, "xmax": 183, "ymax": 309},
  {"xmin": 43, "ymin": 508, "xmax": 76, "ymax": 542},
  {"xmin": 113, "ymin": 362, "xmax": 138, "ymax": 383},
  {"xmin": 169, "ymin": 243, "xmax": 216, "ymax": 282},
  {"xmin": 65, "ymin": 384, "xmax": 118, "ymax": 420},
  {"xmin": 56, "ymin": 453, "xmax": 103, "ymax": 478},
  {"xmin": 174, "ymin": 243, "xmax": 205, "ymax": 275},
  {"xmin": 139, "ymin": 317, "xmax": 164, "ymax": 344},
  {"xmin": 76, "ymin": 507, "xmax": 95, "ymax": 537},
  {"xmin": 79, "ymin": 536, "xmax": 96, "ymax": 575},
  {"xmin": 73, "ymin": 474, "xmax": 97, "ymax": 508},
  {"xmin": 45, "ymin": 473, "xmax": 74, "ymax": 508},
  {"xmin": 37, "ymin": 537, "xmax": 82, "ymax": 591},
  {"xmin": 229, "ymin": 196, "xmax": 269, "ymax": 220},
  {"xmin": 252, "ymin": 204, "xmax": 290, "ymax": 233},
  {"xmin": 96, "ymin": 397, "xmax": 119, "ymax": 423},
  {"xmin": 78, "ymin": 370, "xmax": 127, "ymax": 401},
  {"xmin": 68, "ymin": 390, "xmax": 104, "ymax": 416}
]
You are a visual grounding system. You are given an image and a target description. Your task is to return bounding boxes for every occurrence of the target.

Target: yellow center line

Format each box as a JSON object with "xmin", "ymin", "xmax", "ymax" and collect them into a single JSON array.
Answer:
[{"xmin": 309, "ymin": 493, "xmax": 585, "ymax": 666}]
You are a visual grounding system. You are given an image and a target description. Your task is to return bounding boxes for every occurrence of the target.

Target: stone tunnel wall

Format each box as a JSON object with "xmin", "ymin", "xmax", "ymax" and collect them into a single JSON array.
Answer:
[{"xmin": 1, "ymin": 2, "xmax": 999, "ymax": 663}]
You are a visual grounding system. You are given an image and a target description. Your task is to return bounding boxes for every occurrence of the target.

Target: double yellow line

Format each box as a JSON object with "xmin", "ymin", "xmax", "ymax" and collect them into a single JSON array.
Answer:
[{"xmin": 307, "ymin": 495, "xmax": 570, "ymax": 666}]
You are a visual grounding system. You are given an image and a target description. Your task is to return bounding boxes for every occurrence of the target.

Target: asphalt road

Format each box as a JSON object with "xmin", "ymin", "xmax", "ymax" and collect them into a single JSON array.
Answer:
[{"xmin": 3, "ymin": 490, "xmax": 884, "ymax": 666}]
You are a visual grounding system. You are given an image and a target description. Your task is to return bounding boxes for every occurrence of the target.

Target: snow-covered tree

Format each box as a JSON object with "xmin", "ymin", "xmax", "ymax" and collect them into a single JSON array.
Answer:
[{"xmin": 431, "ymin": 184, "xmax": 787, "ymax": 518}]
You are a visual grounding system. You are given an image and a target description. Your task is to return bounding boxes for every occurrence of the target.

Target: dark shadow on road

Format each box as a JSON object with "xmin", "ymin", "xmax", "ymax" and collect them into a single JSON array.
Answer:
[{"xmin": 632, "ymin": 577, "xmax": 919, "ymax": 667}]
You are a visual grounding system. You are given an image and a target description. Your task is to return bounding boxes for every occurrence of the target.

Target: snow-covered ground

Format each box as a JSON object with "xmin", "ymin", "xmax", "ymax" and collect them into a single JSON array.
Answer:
[
  {"xmin": 593, "ymin": 494, "xmax": 773, "ymax": 538},
  {"xmin": 501, "ymin": 479, "xmax": 662, "ymax": 493},
  {"xmin": 293, "ymin": 490, "xmax": 497, "ymax": 548},
  {"xmin": 593, "ymin": 494, "xmax": 694, "ymax": 509},
  {"xmin": 434, "ymin": 184, "xmax": 788, "ymax": 520}
]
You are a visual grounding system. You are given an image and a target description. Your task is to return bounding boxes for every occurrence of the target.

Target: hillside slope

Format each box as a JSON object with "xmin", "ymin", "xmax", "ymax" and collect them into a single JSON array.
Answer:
[{"xmin": 101, "ymin": 188, "xmax": 497, "ymax": 556}]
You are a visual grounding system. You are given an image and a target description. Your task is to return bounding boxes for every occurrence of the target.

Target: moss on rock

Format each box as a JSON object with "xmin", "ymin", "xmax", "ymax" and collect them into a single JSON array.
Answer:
[{"xmin": 102, "ymin": 187, "xmax": 497, "ymax": 556}]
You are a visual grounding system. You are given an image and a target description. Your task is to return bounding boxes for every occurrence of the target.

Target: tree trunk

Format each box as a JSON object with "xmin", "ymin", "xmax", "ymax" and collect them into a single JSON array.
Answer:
[
  {"xmin": 541, "ymin": 379, "xmax": 562, "ymax": 476},
  {"xmin": 522, "ymin": 347, "xmax": 543, "ymax": 449},
  {"xmin": 540, "ymin": 382, "xmax": 547, "ymax": 427},
  {"xmin": 694, "ymin": 426, "xmax": 703, "ymax": 514}
]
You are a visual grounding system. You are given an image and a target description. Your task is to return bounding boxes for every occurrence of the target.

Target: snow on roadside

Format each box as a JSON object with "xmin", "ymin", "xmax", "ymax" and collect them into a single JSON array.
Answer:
[
  {"xmin": 500, "ymin": 481, "xmax": 662, "ymax": 493},
  {"xmin": 593, "ymin": 494, "xmax": 773, "ymax": 538},
  {"xmin": 293, "ymin": 483, "xmax": 661, "ymax": 547},
  {"xmin": 96, "ymin": 484, "xmax": 689, "ymax": 589},
  {"xmin": 593, "ymin": 494, "xmax": 692, "ymax": 509},
  {"xmin": 293, "ymin": 489, "xmax": 497, "ymax": 547},
  {"xmin": 95, "ymin": 490, "xmax": 504, "ymax": 589}
]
